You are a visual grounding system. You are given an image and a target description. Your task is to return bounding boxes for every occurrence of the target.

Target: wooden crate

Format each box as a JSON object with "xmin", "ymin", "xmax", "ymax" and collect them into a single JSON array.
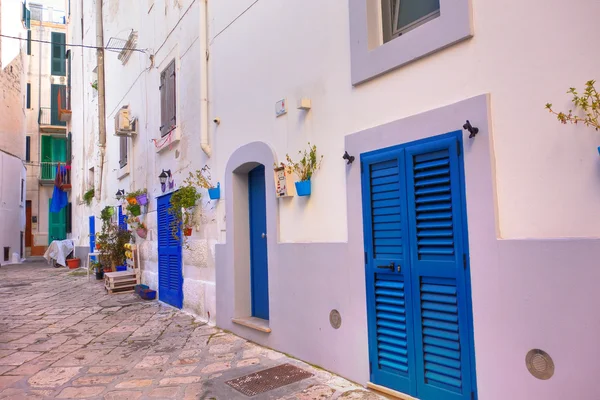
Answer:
[{"xmin": 104, "ymin": 245, "xmax": 141, "ymax": 295}]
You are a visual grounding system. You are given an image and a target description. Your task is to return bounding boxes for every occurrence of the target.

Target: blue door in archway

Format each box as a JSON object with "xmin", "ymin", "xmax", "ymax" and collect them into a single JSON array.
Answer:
[
  {"xmin": 249, "ymin": 165, "xmax": 269, "ymax": 320},
  {"xmin": 157, "ymin": 193, "xmax": 183, "ymax": 308}
]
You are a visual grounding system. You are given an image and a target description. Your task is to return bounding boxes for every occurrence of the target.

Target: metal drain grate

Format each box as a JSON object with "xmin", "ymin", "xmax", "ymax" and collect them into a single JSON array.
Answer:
[{"xmin": 225, "ymin": 363, "xmax": 313, "ymax": 396}]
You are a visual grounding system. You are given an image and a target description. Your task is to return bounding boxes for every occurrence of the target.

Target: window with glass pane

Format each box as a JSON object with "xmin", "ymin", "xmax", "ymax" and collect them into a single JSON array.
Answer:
[{"xmin": 382, "ymin": 0, "xmax": 440, "ymax": 42}]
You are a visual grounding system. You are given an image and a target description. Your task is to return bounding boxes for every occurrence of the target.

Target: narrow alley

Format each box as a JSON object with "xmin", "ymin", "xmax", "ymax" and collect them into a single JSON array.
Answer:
[{"xmin": 0, "ymin": 261, "xmax": 383, "ymax": 400}]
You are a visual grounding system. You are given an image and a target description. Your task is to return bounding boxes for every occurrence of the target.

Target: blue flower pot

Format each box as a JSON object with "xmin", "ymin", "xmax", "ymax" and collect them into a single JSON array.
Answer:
[
  {"xmin": 116, "ymin": 265, "xmax": 127, "ymax": 272},
  {"xmin": 295, "ymin": 180, "xmax": 311, "ymax": 197},
  {"xmin": 208, "ymin": 183, "xmax": 220, "ymax": 200}
]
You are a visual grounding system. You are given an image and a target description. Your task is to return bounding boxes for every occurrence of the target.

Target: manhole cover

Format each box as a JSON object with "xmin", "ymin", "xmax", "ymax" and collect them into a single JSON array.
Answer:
[{"xmin": 225, "ymin": 363, "xmax": 313, "ymax": 396}]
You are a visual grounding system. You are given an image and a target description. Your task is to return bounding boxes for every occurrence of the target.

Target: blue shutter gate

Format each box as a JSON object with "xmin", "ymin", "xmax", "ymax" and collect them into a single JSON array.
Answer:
[
  {"xmin": 361, "ymin": 131, "xmax": 476, "ymax": 400},
  {"xmin": 157, "ymin": 193, "xmax": 183, "ymax": 308}
]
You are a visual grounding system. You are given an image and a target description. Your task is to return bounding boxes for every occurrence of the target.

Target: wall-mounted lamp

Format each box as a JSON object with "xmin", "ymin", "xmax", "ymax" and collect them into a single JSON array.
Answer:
[
  {"xmin": 463, "ymin": 120, "xmax": 479, "ymax": 138},
  {"xmin": 159, "ymin": 169, "xmax": 171, "ymax": 193},
  {"xmin": 115, "ymin": 189, "xmax": 125, "ymax": 201},
  {"xmin": 342, "ymin": 151, "xmax": 355, "ymax": 165}
]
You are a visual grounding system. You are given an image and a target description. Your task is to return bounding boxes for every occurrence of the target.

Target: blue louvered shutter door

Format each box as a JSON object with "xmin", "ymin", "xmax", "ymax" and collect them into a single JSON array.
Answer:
[
  {"xmin": 118, "ymin": 206, "xmax": 127, "ymax": 230},
  {"xmin": 361, "ymin": 151, "xmax": 417, "ymax": 394},
  {"xmin": 89, "ymin": 216, "xmax": 96, "ymax": 261},
  {"xmin": 157, "ymin": 194, "xmax": 183, "ymax": 308},
  {"xmin": 404, "ymin": 136, "xmax": 474, "ymax": 400}
]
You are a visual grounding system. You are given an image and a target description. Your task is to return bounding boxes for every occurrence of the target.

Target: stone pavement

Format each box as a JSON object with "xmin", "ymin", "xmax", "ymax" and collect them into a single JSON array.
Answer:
[{"xmin": 0, "ymin": 261, "xmax": 386, "ymax": 400}]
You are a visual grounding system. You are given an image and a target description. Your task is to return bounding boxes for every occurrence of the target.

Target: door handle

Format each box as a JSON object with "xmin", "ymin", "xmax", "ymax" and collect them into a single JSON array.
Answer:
[
  {"xmin": 261, "ymin": 233, "xmax": 266, "ymax": 239},
  {"xmin": 377, "ymin": 262, "xmax": 395, "ymax": 271}
]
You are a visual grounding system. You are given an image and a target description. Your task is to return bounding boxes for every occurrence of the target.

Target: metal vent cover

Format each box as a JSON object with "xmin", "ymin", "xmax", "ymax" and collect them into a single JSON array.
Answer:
[
  {"xmin": 329, "ymin": 309, "xmax": 342, "ymax": 329},
  {"xmin": 225, "ymin": 363, "xmax": 313, "ymax": 396},
  {"xmin": 526, "ymin": 349, "xmax": 554, "ymax": 380}
]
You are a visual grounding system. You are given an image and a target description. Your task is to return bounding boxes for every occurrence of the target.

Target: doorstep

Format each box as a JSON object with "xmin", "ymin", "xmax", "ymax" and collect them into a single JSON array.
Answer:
[
  {"xmin": 367, "ymin": 383, "xmax": 419, "ymax": 400},
  {"xmin": 232, "ymin": 316, "xmax": 271, "ymax": 333}
]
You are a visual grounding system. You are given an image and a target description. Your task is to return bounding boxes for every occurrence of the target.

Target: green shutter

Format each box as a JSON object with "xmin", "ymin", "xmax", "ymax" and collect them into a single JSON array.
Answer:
[
  {"xmin": 27, "ymin": 30, "xmax": 31, "ymax": 55},
  {"xmin": 53, "ymin": 138, "xmax": 67, "ymax": 162},
  {"xmin": 48, "ymin": 199, "xmax": 67, "ymax": 244},
  {"xmin": 41, "ymin": 136, "xmax": 52, "ymax": 162},
  {"xmin": 51, "ymin": 32, "xmax": 66, "ymax": 76},
  {"xmin": 25, "ymin": 9, "xmax": 31, "ymax": 29}
]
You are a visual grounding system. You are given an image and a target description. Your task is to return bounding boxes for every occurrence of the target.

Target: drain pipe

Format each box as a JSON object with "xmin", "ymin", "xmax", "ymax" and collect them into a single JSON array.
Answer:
[
  {"xmin": 200, "ymin": 0, "xmax": 211, "ymax": 157},
  {"xmin": 96, "ymin": 0, "xmax": 107, "ymax": 197}
]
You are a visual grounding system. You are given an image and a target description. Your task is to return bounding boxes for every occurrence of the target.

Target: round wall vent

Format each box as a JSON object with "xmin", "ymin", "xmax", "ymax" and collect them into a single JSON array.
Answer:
[
  {"xmin": 526, "ymin": 349, "xmax": 554, "ymax": 380},
  {"xmin": 329, "ymin": 310, "xmax": 342, "ymax": 329}
]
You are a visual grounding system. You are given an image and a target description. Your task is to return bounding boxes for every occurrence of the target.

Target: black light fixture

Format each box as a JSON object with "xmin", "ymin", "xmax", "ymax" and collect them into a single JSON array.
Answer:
[
  {"xmin": 159, "ymin": 169, "xmax": 171, "ymax": 192},
  {"xmin": 115, "ymin": 189, "xmax": 125, "ymax": 201}
]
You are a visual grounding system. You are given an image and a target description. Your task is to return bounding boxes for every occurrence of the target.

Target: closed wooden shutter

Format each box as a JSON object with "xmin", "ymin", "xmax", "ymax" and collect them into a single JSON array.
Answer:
[
  {"xmin": 160, "ymin": 59, "xmax": 176, "ymax": 137},
  {"xmin": 404, "ymin": 137, "xmax": 474, "ymax": 400},
  {"xmin": 119, "ymin": 136, "xmax": 127, "ymax": 168},
  {"xmin": 51, "ymin": 32, "xmax": 66, "ymax": 76},
  {"xmin": 26, "ymin": 83, "xmax": 31, "ymax": 109},
  {"xmin": 27, "ymin": 30, "xmax": 31, "ymax": 55},
  {"xmin": 25, "ymin": 136, "xmax": 31, "ymax": 162}
]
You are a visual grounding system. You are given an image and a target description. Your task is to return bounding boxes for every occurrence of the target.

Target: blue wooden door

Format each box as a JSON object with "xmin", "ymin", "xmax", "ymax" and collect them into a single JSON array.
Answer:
[
  {"xmin": 249, "ymin": 165, "xmax": 269, "ymax": 320},
  {"xmin": 89, "ymin": 216, "xmax": 96, "ymax": 261},
  {"xmin": 361, "ymin": 132, "xmax": 476, "ymax": 400},
  {"xmin": 157, "ymin": 193, "xmax": 183, "ymax": 308},
  {"xmin": 118, "ymin": 206, "xmax": 127, "ymax": 230}
]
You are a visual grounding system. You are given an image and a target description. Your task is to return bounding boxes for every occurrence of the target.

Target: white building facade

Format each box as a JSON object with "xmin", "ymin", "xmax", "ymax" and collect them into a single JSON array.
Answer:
[
  {"xmin": 68, "ymin": 1, "xmax": 600, "ymax": 399},
  {"xmin": 67, "ymin": 0, "xmax": 217, "ymax": 317},
  {"xmin": 0, "ymin": 0, "xmax": 27, "ymax": 264}
]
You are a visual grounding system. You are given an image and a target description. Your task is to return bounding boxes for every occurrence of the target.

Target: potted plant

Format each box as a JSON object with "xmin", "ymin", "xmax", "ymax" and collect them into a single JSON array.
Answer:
[
  {"xmin": 97, "ymin": 224, "xmax": 132, "ymax": 272},
  {"xmin": 126, "ymin": 203, "xmax": 141, "ymax": 217},
  {"xmin": 168, "ymin": 185, "xmax": 201, "ymax": 240},
  {"xmin": 185, "ymin": 165, "xmax": 220, "ymax": 200},
  {"xmin": 90, "ymin": 260, "xmax": 104, "ymax": 280},
  {"xmin": 127, "ymin": 189, "xmax": 149, "ymax": 206},
  {"xmin": 101, "ymin": 206, "xmax": 115, "ymax": 222},
  {"xmin": 129, "ymin": 217, "xmax": 148, "ymax": 239},
  {"xmin": 83, "ymin": 187, "xmax": 95, "ymax": 206},
  {"xmin": 285, "ymin": 142, "xmax": 323, "ymax": 197},
  {"xmin": 66, "ymin": 257, "xmax": 80, "ymax": 269}
]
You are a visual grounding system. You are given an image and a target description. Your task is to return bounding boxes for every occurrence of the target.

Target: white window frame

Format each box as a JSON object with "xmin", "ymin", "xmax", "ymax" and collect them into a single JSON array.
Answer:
[{"xmin": 348, "ymin": 0, "xmax": 473, "ymax": 85}]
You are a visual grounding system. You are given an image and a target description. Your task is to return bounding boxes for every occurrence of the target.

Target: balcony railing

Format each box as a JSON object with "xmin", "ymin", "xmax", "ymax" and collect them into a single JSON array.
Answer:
[
  {"xmin": 40, "ymin": 162, "xmax": 71, "ymax": 190},
  {"xmin": 39, "ymin": 107, "xmax": 66, "ymax": 128}
]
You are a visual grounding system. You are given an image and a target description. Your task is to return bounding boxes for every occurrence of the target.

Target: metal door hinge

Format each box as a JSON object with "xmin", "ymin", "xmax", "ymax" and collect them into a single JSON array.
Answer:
[
  {"xmin": 471, "ymin": 392, "xmax": 476, "ymax": 400},
  {"xmin": 364, "ymin": 251, "xmax": 367, "ymax": 264},
  {"xmin": 369, "ymin": 362, "xmax": 372, "ymax": 374},
  {"xmin": 463, "ymin": 254, "xmax": 467, "ymax": 269},
  {"xmin": 457, "ymin": 140, "xmax": 461, "ymax": 156},
  {"xmin": 360, "ymin": 162, "xmax": 364, "ymax": 173}
]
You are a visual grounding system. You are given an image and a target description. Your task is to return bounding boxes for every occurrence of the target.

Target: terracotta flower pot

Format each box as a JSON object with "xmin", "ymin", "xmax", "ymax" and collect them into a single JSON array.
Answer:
[
  {"xmin": 183, "ymin": 227, "xmax": 193, "ymax": 237},
  {"xmin": 66, "ymin": 258, "xmax": 80, "ymax": 269},
  {"xmin": 95, "ymin": 243, "xmax": 101, "ymax": 250}
]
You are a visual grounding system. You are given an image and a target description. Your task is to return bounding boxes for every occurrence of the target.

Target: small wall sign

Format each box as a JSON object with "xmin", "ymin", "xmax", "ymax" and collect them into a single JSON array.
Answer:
[
  {"xmin": 275, "ymin": 99, "xmax": 287, "ymax": 117},
  {"xmin": 273, "ymin": 167, "xmax": 294, "ymax": 197}
]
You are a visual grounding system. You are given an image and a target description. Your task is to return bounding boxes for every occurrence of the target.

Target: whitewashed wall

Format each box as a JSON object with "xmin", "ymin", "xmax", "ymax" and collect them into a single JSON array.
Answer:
[
  {"xmin": 0, "ymin": 151, "xmax": 26, "ymax": 263},
  {"xmin": 210, "ymin": 0, "xmax": 600, "ymax": 241},
  {"xmin": 68, "ymin": 0, "xmax": 217, "ymax": 321}
]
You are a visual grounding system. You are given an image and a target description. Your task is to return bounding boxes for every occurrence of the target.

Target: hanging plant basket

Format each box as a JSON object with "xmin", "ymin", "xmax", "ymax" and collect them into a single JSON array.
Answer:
[
  {"xmin": 208, "ymin": 183, "xmax": 221, "ymax": 200},
  {"xmin": 183, "ymin": 227, "xmax": 193, "ymax": 237},
  {"xmin": 136, "ymin": 228, "xmax": 147, "ymax": 239},
  {"xmin": 129, "ymin": 205, "xmax": 141, "ymax": 216},
  {"xmin": 136, "ymin": 193, "xmax": 148, "ymax": 206},
  {"xmin": 295, "ymin": 180, "xmax": 311, "ymax": 197}
]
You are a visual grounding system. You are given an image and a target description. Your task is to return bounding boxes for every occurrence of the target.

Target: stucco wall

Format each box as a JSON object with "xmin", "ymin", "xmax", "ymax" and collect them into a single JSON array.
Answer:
[
  {"xmin": 217, "ymin": 95, "xmax": 600, "ymax": 399},
  {"xmin": 68, "ymin": 0, "xmax": 217, "ymax": 321},
  {"xmin": 209, "ymin": 0, "xmax": 600, "ymax": 241},
  {"xmin": 0, "ymin": 151, "xmax": 26, "ymax": 263}
]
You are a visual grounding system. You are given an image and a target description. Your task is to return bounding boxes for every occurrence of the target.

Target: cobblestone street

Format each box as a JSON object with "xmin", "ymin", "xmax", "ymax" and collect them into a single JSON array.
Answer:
[{"xmin": 0, "ymin": 261, "xmax": 385, "ymax": 400}]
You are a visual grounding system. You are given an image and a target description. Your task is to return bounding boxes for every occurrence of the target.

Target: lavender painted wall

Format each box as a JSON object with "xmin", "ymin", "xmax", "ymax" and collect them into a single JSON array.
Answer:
[{"xmin": 216, "ymin": 95, "xmax": 600, "ymax": 399}]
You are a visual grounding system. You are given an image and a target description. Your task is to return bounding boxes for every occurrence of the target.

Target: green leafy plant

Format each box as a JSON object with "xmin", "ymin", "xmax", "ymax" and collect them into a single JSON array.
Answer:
[
  {"xmin": 169, "ymin": 185, "xmax": 201, "ymax": 241},
  {"xmin": 126, "ymin": 203, "xmax": 141, "ymax": 216},
  {"xmin": 546, "ymin": 80, "xmax": 600, "ymax": 131},
  {"xmin": 89, "ymin": 259, "xmax": 103, "ymax": 272},
  {"xmin": 83, "ymin": 188, "xmax": 95, "ymax": 206},
  {"xmin": 100, "ymin": 206, "xmax": 114, "ymax": 223},
  {"xmin": 127, "ymin": 188, "xmax": 147, "ymax": 199},
  {"xmin": 184, "ymin": 165, "xmax": 215, "ymax": 189},
  {"xmin": 91, "ymin": 80, "xmax": 98, "ymax": 90},
  {"xmin": 284, "ymin": 142, "xmax": 323, "ymax": 182},
  {"xmin": 96, "ymin": 223, "xmax": 131, "ymax": 271}
]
